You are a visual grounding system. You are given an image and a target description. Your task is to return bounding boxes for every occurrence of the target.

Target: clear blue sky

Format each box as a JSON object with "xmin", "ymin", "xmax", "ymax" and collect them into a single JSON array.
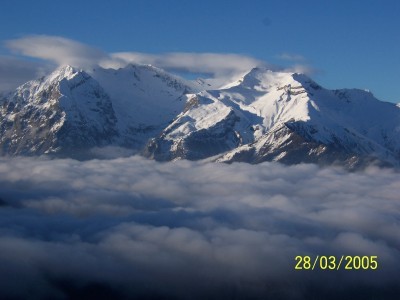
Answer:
[{"xmin": 1, "ymin": 0, "xmax": 400, "ymax": 103}]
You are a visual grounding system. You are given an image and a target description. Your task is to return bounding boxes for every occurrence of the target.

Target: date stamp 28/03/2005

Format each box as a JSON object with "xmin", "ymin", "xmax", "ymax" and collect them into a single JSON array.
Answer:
[{"xmin": 295, "ymin": 255, "xmax": 378, "ymax": 271}]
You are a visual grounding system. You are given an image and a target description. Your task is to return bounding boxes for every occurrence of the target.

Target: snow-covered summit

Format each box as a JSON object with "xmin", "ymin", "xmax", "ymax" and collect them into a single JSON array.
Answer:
[
  {"xmin": 145, "ymin": 67, "xmax": 400, "ymax": 168},
  {"xmin": 0, "ymin": 64, "xmax": 196, "ymax": 157},
  {"xmin": 0, "ymin": 65, "xmax": 117, "ymax": 157}
]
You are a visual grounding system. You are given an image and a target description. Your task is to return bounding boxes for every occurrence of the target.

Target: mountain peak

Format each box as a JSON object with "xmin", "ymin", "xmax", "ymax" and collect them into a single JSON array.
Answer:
[
  {"xmin": 144, "ymin": 66, "xmax": 400, "ymax": 169},
  {"xmin": 52, "ymin": 64, "xmax": 79, "ymax": 78},
  {"xmin": 226, "ymin": 67, "xmax": 310, "ymax": 92}
]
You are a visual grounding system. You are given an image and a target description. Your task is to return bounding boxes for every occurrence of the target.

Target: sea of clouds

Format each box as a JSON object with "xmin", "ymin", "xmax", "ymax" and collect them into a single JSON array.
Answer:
[{"xmin": 0, "ymin": 156, "xmax": 399, "ymax": 299}]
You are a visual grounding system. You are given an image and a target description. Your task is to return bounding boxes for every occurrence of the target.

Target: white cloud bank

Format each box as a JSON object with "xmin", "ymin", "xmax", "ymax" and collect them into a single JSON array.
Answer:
[{"xmin": 0, "ymin": 156, "xmax": 399, "ymax": 299}]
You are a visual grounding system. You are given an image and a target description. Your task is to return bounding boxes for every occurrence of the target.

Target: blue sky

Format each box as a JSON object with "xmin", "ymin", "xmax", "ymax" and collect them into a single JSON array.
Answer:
[{"xmin": 1, "ymin": 0, "xmax": 400, "ymax": 103}]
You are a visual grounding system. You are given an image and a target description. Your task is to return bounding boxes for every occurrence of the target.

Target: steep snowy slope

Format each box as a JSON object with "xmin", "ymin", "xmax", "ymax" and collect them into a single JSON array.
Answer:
[
  {"xmin": 88, "ymin": 64, "xmax": 199, "ymax": 147},
  {"xmin": 145, "ymin": 68, "xmax": 400, "ymax": 168},
  {"xmin": 0, "ymin": 66, "xmax": 118, "ymax": 157}
]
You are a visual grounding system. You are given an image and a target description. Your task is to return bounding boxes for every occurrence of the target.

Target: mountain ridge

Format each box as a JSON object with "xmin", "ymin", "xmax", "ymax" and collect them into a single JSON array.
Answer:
[
  {"xmin": 145, "ymin": 67, "xmax": 400, "ymax": 168},
  {"xmin": 1, "ymin": 64, "xmax": 399, "ymax": 168}
]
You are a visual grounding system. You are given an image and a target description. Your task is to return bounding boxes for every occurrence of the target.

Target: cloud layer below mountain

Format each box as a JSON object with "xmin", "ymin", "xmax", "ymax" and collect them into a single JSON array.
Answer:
[{"xmin": 0, "ymin": 156, "xmax": 399, "ymax": 299}]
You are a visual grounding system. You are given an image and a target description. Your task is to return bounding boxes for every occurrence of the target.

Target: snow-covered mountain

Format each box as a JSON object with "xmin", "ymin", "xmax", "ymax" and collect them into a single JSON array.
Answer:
[
  {"xmin": 144, "ymin": 67, "xmax": 400, "ymax": 169},
  {"xmin": 1, "ymin": 65, "xmax": 399, "ymax": 168},
  {"xmin": 0, "ymin": 66, "xmax": 117, "ymax": 157},
  {"xmin": 0, "ymin": 64, "xmax": 197, "ymax": 158}
]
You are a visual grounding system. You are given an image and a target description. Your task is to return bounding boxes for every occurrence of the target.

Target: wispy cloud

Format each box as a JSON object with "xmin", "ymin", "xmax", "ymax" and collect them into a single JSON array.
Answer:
[
  {"xmin": 1, "ymin": 35, "xmax": 109, "ymax": 92},
  {"xmin": 2, "ymin": 35, "xmax": 314, "ymax": 92},
  {"xmin": 109, "ymin": 52, "xmax": 266, "ymax": 77},
  {"xmin": 0, "ymin": 156, "xmax": 399, "ymax": 299},
  {"xmin": 4, "ymin": 35, "xmax": 265, "ymax": 84},
  {"xmin": 0, "ymin": 56, "xmax": 51, "ymax": 93},
  {"xmin": 275, "ymin": 53, "xmax": 317, "ymax": 75},
  {"xmin": 285, "ymin": 63, "xmax": 317, "ymax": 75},
  {"xmin": 277, "ymin": 52, "xmax": 306, "ymax": 62},
  {"xmin": 5, "ymin": 35, "xmax": 264, "ymax": 75},
  {"xmin": 6, "ymin": 35, "xmax": 108, "ymax": 68}
]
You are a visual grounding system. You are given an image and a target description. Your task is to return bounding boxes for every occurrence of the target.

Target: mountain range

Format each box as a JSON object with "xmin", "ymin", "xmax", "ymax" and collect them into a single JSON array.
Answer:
[{"xmin": 1, "ymin": 64, "xmax": 399, "ymax": 169}]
